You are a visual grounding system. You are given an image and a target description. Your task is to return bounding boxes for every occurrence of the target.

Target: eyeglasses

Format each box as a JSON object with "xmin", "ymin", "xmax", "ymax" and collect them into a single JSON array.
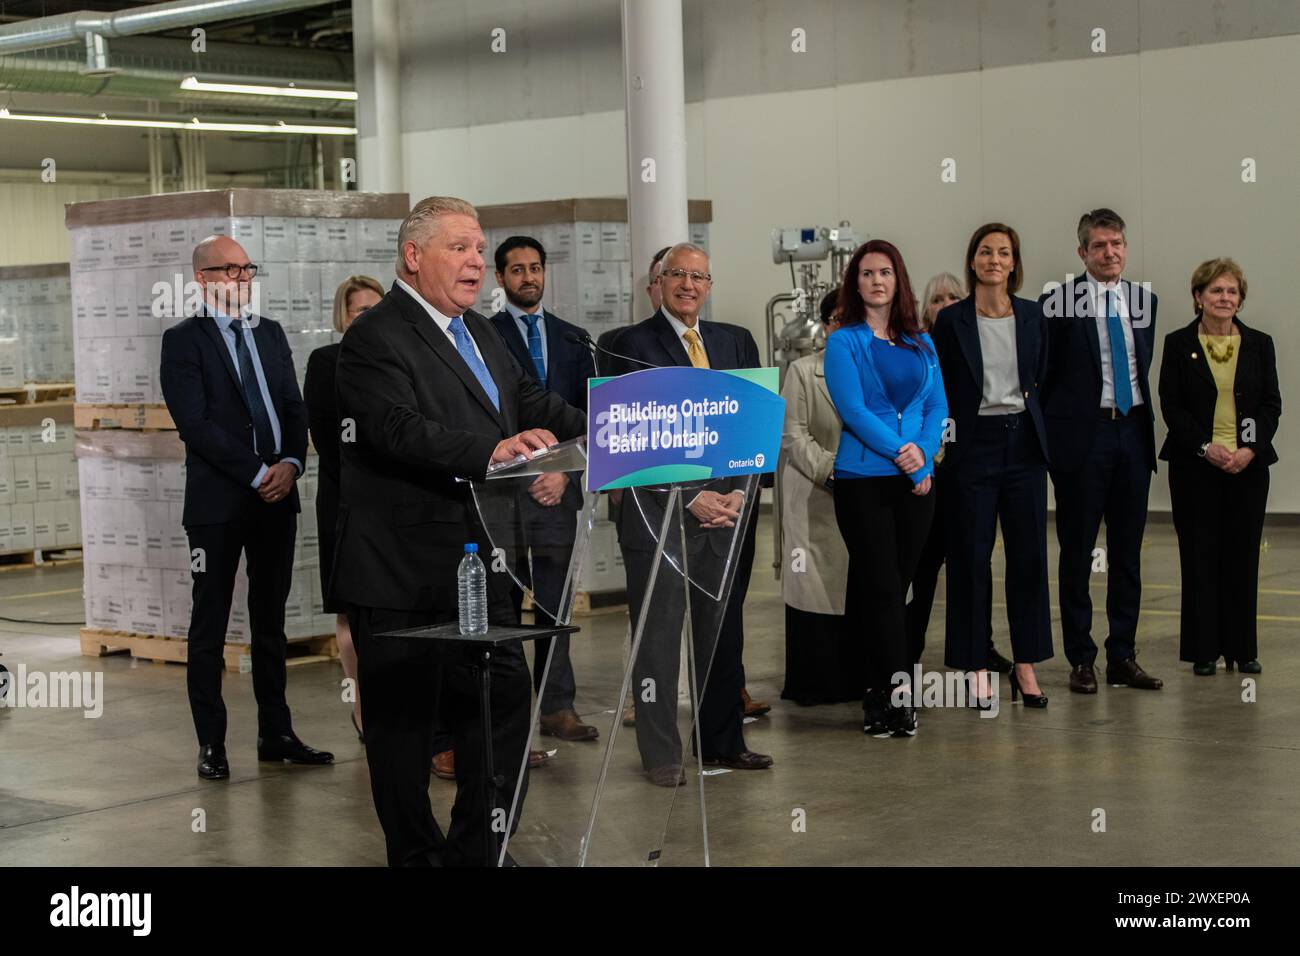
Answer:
[
  {"xmin": 200, "ymin": 263, "xmax": 259, "ymax": 279},
  {"xmin": 662, "ymin": 268, "xmax": 712, "ymax": 284}
]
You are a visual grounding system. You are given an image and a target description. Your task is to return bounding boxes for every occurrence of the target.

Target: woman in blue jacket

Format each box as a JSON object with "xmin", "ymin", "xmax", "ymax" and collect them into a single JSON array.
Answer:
[{"xmin": 825, "ymin": 239, "xmax": 947, "ymax": 738}]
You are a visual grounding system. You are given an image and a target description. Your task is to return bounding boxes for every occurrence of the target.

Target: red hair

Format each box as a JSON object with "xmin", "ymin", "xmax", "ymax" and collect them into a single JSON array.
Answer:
[{"xmin": 837, "ymin": 239, "xmax": 928, "ymax": 351}]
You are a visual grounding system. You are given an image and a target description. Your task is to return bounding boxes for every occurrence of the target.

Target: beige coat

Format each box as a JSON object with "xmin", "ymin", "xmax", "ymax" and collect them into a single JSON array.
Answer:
[{"xmin": 779, "ymin": 352, "xmax": 849, "ymax": 615}]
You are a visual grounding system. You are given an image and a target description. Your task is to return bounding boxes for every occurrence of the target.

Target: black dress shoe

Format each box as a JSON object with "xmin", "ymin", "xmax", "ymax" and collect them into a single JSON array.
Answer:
[
  {"xmin": 198, "ymin": 744, "xmax": 229, "ymax": 780},
  {"xmin": 257, "ymin": 732, "xmax": 334, "ymax": 764},
  {"xmin": 1238, "ymin": 659, "xmax": 1262, "ymax": 674},
  {"xmin": 986, "ymin": 644, "xmax": 1014, "ymax": 674},
  {"xmin": 1069, "ymin": 663, "xmax": 1098, "ymax": 694},
  {"xmin": 703, "ymin": 751, "xmax": 774, "ymax": 770},
  {"xmin": 1106, "ymin": 656, "xmax": 1163, "ymax": 690},
  {"xmin": 1193, "ymin": 661, "xmax": 1217, "ymax": 676}
]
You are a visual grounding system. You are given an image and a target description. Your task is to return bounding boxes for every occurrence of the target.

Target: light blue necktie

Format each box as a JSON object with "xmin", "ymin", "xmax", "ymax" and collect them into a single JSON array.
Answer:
[
  {"xmin": 522, "ymin": 313, "xmax": 547, "ymax": 388},
  {"xmin": 449, "ymin": 315, "xmax": 500, "ymax": 411},
  {"xmin": 1106, "ymin": 290, "xmax": 1133, "ymax": 415}
]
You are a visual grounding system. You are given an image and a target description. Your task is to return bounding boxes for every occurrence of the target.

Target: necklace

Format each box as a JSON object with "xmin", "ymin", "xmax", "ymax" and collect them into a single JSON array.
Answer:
[{"xmin": 1200, "ymin": 321, "xmax": 1235, "ymax": 364}]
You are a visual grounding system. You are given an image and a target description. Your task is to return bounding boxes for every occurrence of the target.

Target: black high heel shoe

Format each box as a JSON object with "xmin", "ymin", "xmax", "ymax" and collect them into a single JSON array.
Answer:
[
  {"xmin": 351, "ymin": 712, "xmax": 365, "ymax": 745},
  {"xmin": 1009, "ymin": 667, "xmax": 1048, "ymax": 708}
]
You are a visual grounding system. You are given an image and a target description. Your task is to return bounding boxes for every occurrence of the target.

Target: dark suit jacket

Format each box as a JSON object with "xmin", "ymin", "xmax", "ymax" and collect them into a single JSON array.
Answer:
[
  {"xmin": 930, "ymin": 295, "xmax": 1050, "ymax": 469},
  {"xmin": 160, "ymin": 310, "xmax": 308, "ymax": 526},
  {"xmin": 332, "ymin": 283, "xmax": 586, "ymax": 611},
  {"xmin": 304, "ymin": 342, "xmax": 343, "ymax": 484},
  {"xmin": 1158, "ymin": 316, "xmax": 1281, "ymax": 468},
  {"xmin": 488, "ymin": 309, "xmax": 595, "ymax": 414},
  {"xmin": 1039, "ymin": 277, "xmax": 1157, "ymax": 472},
  {"xmin": 613, "ymin": 309, "xmax": 758, "ymax": 554},
  {"xmin": 489, "ymin": 308, "xmax": 596, "ymax": 543}
]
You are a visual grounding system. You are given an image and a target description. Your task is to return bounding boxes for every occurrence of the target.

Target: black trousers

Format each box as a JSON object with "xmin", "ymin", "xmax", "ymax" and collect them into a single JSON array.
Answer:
[
  {"xmin": 348, "ymin": 601, "xmax": 531, "ymax": 867},
  {"xmin": 624, "ymin": 542, "xmax": 747, "ymax": 769},
  {"xmin": 1051, "ymin": 414, "xmax": 1154, "ymax": 666},
  {"xmin": 833, "ymin": 475, "xmax": 934, "ymax": 699},
  {"xmin": 906, "ymin": 474, "xmax": 997, "ymax": 663},
  {"xmin": 1168, "ymin": 460, "xmax": 1270, "ymax": 664},
  {"xmin": 944, "ymin": 413, "xmax": 1053, "ymax": 669},
  {"xmin": 523, "ymin": 544, "xmax": 578, "ymax": 715},
  {"xmin": 184, "ymin": 504, "xmax": 296, "ymax": 745}
]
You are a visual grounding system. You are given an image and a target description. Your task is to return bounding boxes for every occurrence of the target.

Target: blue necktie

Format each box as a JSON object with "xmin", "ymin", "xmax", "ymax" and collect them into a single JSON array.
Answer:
[
  {"xmin": 521, "ymin": 313, "xmax": 547, "ymax": 388},
  {"xmin": 231, "ymin": 323, "xmax": 277, "ymax": 459},
  {"xmin": 449, "ymin": 315, "xmax": 500, "ymax": 411},
  {"xmin": 1106, "ymin": 290, "xmax": 1133, "ymax": 415}
]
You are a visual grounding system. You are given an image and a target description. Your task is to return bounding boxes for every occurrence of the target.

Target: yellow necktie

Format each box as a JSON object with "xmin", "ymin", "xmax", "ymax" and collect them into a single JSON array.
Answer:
[{"xmin": 684, "ymin": 328, "xmax": 709, "ymax": 369}]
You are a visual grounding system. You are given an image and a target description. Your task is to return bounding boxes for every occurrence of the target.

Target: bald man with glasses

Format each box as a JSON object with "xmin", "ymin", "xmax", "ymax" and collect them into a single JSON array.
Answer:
[{"xmin": 161, "ymin": 235, "xmax": 332, "ymax": 781}]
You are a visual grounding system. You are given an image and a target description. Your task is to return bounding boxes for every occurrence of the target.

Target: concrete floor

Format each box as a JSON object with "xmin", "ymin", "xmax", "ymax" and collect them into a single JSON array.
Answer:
[{"xmin": 2, "ymin": 514, "xmax": 1298, "ymax": 866}]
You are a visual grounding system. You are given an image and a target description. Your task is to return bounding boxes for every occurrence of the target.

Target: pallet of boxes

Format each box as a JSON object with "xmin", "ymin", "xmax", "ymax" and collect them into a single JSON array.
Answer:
[
  {"xmin": 472, "ymin": 198, "xmax": 714, "ymax": 614},
  {"xmin": 0, "ymin": 263, "xmax": 81, "ymax": 568},
  {"xmin": 68, "ymin": 189, "xmax": 408, "ymax": 671}
]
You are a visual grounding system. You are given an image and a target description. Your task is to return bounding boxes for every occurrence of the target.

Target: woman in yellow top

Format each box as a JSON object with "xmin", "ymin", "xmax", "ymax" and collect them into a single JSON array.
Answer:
[{"xmin": 1158, "ymin": 259, "xmax": 1281, "ymax": 675}]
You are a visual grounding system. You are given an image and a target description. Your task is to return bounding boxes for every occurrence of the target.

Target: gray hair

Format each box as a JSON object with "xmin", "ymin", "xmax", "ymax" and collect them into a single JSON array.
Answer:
[
  {"xmin": 920, "ymin": 271, "xmax": 965, "ymax": 326},
  {"xmin": 397, "ymin": 196, "xmax": 478, "ymax": 274},
  {"xmin": 662, "ymin": 241, "xmax": 710, "ymax": 273},
  {"xmin": 1076, "ymin": 207, "xmax": 1126, "ymax": 249}
]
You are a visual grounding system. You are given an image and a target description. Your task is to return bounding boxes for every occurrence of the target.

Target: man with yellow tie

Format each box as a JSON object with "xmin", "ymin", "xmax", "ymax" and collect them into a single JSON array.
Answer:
[{"xmin": 613, "ymin": 243, "xmax": 774, "ymax": 785}]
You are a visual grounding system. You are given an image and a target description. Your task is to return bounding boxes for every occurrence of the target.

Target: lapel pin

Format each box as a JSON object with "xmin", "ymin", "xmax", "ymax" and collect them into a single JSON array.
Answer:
[{"xmin": 1191, "ymin": 352, "xmax": 1198, "ymax": 359}]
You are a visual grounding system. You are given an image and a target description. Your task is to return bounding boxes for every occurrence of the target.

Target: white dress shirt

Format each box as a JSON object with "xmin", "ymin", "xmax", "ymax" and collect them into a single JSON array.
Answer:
[
  {"xmin": 395, "ymin": 277, "xmax": 486, "ymax": 365},
  {"xmin": 663, "ymin": 306, "xmax": 708, "ymax": 365},
  {"xmin": 1083, "ymin": 272, "xmax": 1144, "ymax": 409}
]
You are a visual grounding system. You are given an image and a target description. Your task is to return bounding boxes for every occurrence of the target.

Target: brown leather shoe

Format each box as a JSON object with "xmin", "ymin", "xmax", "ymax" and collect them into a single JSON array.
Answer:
[
  {"xmin": 431, "ymin": 749, "xmax": 455, "ymax": 780},
  {"xmin": 704, "ymin": 751, "xmax": 773, "ymax": 770},
  {"xmin": 1106, "ymin": 656, "xmax": 1163, "ymax": 690},
  {"xmin": 1069, "ymin": 663, "xmax": 1098, "ymax": 694},
  {"xmin": 741, "ymin": 688, "xmax": 771, "ymax": 718},
  {"xmin": 646, "ymin": 764, "xmax": 686, "ymax": 787},
  {"xmin": 539, "ymin": 709, "xmax": 599, "ymax": 741},
  {"xmin": 528, "ymin": 749, "xmax": 551, "ymax": 769}
]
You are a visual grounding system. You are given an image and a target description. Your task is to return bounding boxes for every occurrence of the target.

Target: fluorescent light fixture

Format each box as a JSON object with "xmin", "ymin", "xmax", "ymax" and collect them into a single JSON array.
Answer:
[
  {"xmin": 181, "ymin": 75, "xmax": 358, "ymax": 101},
  {"xmin": 0, "ymin": 110, "xmax": 355, "ymax": 136}
]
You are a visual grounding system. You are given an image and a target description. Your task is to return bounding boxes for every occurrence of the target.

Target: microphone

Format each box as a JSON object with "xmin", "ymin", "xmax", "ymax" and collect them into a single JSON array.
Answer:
[{"xmin": 563, "ymin": 329, "xmax": 660, "ymax": 372}]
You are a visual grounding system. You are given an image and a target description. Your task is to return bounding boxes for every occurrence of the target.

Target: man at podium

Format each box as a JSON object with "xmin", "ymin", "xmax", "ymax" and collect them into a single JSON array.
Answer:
[
  {"xmin": 613, "ymin": 242, "xmax": 775, "ymax": 785},
  {"xmin": 333, "ymin": 197, "xmax": 585, "ymax": 866}
]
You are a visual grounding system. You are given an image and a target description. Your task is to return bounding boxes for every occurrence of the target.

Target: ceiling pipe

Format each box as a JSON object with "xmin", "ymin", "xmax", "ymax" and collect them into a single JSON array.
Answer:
[
  {"xmin": 0, "ymin": 35, "xmax": 354, "ymax": 111},
  {"xmin": 0, "ymin": 0, "xmax": 332, "ymax": 56}
]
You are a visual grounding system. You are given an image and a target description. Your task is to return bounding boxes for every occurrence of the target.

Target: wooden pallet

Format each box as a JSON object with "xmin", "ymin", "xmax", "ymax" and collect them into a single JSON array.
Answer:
[
  {"xmin": 0, "ymin": 383, "xmax": 75, "ymax": 405},
  {"xmin": 0, "ymin": 547, "xmax": 83, "ymax": 572},
  {"xmin": 74, "ymin": 403, "xmax": 176, "ymax": 430},
  {"xmin": 79, "ymin": 628, "xmax": 338, "ymax": 672},
  {"xmin": 521, "ymin": 589, "xmax": 627, "ymax": 617}
]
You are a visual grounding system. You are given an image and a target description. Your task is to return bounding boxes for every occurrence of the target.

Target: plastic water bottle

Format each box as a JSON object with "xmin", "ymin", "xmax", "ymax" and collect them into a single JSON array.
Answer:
[{"xmin": 457, "ymin": 543, "xmax": 489, "ymax": 636}]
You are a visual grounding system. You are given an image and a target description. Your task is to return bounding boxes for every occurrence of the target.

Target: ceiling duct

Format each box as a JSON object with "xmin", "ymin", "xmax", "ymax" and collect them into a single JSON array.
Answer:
[
  {"xmin": 0, "ymin": 36, "xmax": 353, "ymax": 112},
  {"xmin": 0, "ymin": 0, "xmax": 332, "ymax": 56}
]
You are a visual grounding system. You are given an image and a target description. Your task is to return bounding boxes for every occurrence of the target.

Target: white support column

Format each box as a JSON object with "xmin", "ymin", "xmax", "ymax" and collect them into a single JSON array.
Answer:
[
  {"xmin": 621, "ymin": 0, "xmax": 688, "ymax": 318},
  {"xmin": 353, "ymin": 0, "xmax": 404, "ymax": 194}
]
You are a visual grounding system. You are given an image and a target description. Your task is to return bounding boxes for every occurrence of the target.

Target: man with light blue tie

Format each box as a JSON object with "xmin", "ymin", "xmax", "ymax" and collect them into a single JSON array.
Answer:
[
  {"xmin": 489, "ymin": 236, "xmax": 599, "ymax": 743},
  {"xmin": 1040, "ymin": 209, "xmax": 1163, "ymax": 694},
  {"xmin": 160, "ymin": 235, "xmax": 332, "ymax": 781}
]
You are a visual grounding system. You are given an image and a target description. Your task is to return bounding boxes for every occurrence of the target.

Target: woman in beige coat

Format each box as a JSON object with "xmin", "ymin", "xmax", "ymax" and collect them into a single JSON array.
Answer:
[{"xmin": 779, "ymin": 290, "xmax": 865, "ymax": 704}]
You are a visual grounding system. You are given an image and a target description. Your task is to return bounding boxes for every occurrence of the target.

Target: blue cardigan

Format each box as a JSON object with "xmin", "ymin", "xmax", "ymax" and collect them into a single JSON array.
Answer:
[{"xmin": 823, "ymin": 325, "xmax": 948, "ymax": 483}]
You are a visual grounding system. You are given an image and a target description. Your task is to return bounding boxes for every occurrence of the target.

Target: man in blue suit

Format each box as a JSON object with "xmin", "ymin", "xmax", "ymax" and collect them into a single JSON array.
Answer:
[
  {"xmin": 160, "ymin": 235, "xmax": 332, "ymax": 780},
  {"xmin": 489, "ymin": 236, "xmax": 600, "ymax": 742},
  {"xmin": 1040, "ymin": 209, "xmax": 1163, "ymax": 694}
]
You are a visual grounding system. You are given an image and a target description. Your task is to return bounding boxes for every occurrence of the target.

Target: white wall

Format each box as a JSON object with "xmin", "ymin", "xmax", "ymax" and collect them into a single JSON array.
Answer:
[{"xmin": 382, "ymin": 34, "xmax": 1299, "ymax": 511}]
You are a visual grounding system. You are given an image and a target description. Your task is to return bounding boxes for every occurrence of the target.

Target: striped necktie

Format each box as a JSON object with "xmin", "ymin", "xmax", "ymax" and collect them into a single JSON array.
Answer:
[
  {"xmin": 683, "ymin": 328, "xmax": 709, "ymax": 369},
  {"xmin": 521, "ymin": 313, "xmax": 547, "ymax": 388}
]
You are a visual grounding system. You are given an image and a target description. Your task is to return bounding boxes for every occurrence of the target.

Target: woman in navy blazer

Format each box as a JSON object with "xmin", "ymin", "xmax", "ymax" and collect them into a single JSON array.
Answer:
[
  {"xmin": 930, "ymin": 223, "xmax": 1053, "ymax": 708},
  {"xmin": 825, "ymin": 239, "xmax": 947, "ymax": 738}
]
